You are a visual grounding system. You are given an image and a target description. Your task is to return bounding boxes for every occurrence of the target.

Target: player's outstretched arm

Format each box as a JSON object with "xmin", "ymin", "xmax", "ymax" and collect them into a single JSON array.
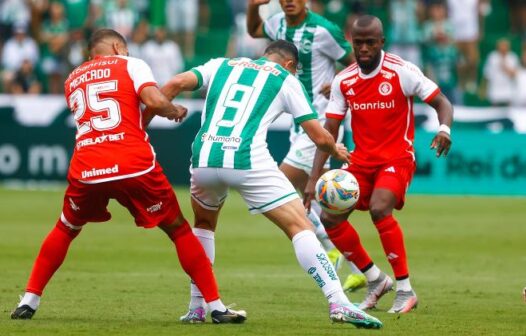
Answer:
[
  {"xmin": 140, "ymin": 86, "xmax": 188, "ymax": 126},
  {"xmin": 428, "ymin": 92, "xmax": 453, "ymax": 157},
  {"xmin": 161, "ymin": 71, "xmax": 199, "ymax": 101},
  {"xmin": 247, "ymin": 0, "xmax": 270, "ymax": 38},
  {"xmin": 302, "ymin": 118, "xmax": 346, "ymax": 210}
]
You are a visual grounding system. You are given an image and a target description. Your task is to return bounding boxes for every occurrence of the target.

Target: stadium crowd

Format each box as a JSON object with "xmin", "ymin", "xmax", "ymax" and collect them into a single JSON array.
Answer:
[{"xmin": 0, "ymin": 0, "xmax": 525, "ymax": 106}]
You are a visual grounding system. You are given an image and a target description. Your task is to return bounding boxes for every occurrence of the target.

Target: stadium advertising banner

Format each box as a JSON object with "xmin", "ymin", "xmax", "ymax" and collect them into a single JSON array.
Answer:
[{"xmin": 0, "ymin": 95, "xmax": 525, "ymax": 195}]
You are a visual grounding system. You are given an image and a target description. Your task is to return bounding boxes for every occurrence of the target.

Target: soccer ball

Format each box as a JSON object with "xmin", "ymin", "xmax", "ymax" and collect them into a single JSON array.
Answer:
[{"xmin": 315, "ymin": 169, "xmax": 360, "ymax": 214}]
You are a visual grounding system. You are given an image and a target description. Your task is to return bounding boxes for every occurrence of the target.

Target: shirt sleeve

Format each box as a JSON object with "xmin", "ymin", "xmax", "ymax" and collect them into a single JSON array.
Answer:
[
  {"xmin": 126, "ymin": 57, "xmax": 157, "ymax": 95},
  {"xmin": 317, "ymin": 22, "xmax": 353, "ymax": 62},
  {"xmin": 325, "ymin": 76, "xmax": 348, "ymax": 120},
  {"xmin": 398, "ymin": 60, "xmax": 440, "ymax": 103},
  {"xmin": 262, "ymin": 13, "xmax": 282, "ymax": 40},
  {"xmin": 190, "ymin": 58, "xmax": 226, "ymax": 90},
  {"xmin": 282, "ymin": 75, "xmax": 318, "ymax": 124}
]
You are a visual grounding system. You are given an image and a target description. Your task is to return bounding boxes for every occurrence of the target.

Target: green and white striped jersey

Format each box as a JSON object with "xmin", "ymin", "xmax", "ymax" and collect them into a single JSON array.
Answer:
[
  {"xmin": 263, "ymin": 10, "xmax": 352, "ymax": 130},
  {"xmin": 190, "ymin": 57, "xmax": 317, "ymax": 170}
]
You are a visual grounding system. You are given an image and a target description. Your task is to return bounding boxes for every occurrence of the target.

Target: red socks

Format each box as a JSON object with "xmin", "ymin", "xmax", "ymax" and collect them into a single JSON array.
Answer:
[
  {"xmin": 374, "ymin": 215, "xmax": 408, "ymax": 280},
  {"xmin": 26, "ymin": 220, "xmax": 80, "ymax": 296},
  {"xmin": 168, "ymin": 221, "xmax": 220, "ymax": 303},
  {"xmin": 325, "ymin": 220, "xmax": 373, "ymax": 271}
]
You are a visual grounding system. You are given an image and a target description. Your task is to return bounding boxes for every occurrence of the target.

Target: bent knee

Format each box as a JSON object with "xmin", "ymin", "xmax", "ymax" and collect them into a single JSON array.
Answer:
[
  {"xmin": 369, "ymin": 206, "xmax": 392, "ymax": 223},
  {"xmin": 320, "ymin": 211, "xmax": 347, "ymax": 229}
]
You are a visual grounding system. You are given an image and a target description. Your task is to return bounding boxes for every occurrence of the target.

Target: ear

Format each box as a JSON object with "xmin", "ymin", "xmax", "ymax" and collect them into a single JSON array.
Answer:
[{"xmin": 284, "ymin": 60, "xmax": 297, "ymax": 74}]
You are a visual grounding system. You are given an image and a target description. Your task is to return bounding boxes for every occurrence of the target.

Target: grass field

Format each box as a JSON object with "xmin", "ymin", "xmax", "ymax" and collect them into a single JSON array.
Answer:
[{"xmin": 0, "ymin": 187, "xmax": 525, "ymax": 336}]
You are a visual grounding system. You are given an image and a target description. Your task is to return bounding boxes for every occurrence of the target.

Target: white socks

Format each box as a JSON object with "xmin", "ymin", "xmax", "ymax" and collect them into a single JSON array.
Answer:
[
  {"xmin": 19, "ymin": 292, "xmax": 40, "ymax": 310},
  {"xmin": 363, "ymin": 264, "xmax": 381, "ymax": 282},
  {"xmin": 307, "ymin": 204, "xmax": 336, "ymax": 251},
  {"xmin": 396, "ymin": 278, "xmax": 412, "ymax": 292},
  {"xmin": 291, "ymin": 230, "xmax": 349, "ymax": 304},
  {"xmin": 189, "ymin": 228, "xmax": 216, "ymax": 310}
]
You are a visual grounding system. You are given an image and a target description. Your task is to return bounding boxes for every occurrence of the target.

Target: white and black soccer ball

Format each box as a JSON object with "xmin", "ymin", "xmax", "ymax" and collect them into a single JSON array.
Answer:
[{"xmin": 315, "ymin": 169, "xmax": 360, "ymax": 214}]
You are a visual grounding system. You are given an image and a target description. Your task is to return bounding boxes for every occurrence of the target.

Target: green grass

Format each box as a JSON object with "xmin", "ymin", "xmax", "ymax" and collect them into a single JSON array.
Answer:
[{"xmin": 0, "ymin": 187, "xmax": 525, "ymax": 335}]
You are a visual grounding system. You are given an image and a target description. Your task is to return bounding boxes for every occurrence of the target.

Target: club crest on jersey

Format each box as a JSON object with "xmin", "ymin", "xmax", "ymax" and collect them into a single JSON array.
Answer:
[
  {"xmin": 299, "ymin": 39, "xmax": 312, "ymax": 54},
  {"xmin": 378, "ymin": 82, "xmax": 392, "ymax": 96}
]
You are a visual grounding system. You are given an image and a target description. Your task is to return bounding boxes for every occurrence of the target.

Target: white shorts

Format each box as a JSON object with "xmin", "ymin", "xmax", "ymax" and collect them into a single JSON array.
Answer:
[
  {"xmin": 282, "ymin": 129, "xmax": 344, "ymax": 175},
  {"xmin": 190, "ymin": 167, "xmax": 299, "ymax": 215}
]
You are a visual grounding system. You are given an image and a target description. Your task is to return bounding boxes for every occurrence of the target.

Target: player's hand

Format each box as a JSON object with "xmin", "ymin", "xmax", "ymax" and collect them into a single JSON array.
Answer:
[
  {"xmin": 166, "ymin": 104, "xmax": 188, "ymax": 123},
  {"xmin": 332, "ymin": 143, "xmax": 350, "ymax": 163},
  {"xmin": 319, "ymin": 83, "xmax": 331, "ymax": 99},
  {"xmin": 249, "ymin": 0, "xmax": 271, "ymax": 5},
  {"xmin": 303, "ymin": 178, "xmax": 317, "ymax": 212},
  {"xmin": 430, "ymin": 131, "xmax": 451, "ymax": 157}
]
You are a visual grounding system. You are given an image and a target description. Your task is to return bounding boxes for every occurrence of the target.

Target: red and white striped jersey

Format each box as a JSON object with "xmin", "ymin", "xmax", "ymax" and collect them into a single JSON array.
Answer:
[
  {"xmin": 64, "ymin": 55, "xmax": 158, "ymax": 183},
  {"xmin": 326, "ymin": 51, "xmax": 440, "ymax": 167}
]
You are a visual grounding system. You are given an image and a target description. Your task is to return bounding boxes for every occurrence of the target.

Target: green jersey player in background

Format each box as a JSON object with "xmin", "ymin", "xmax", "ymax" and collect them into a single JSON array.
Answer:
[
  {"xmin": 160, "ymin": 40, "xmax": 382, "ymax": 329},
  {"xmin": 247, "ymin": 0, "xmax": 366, "ymax": 291}
]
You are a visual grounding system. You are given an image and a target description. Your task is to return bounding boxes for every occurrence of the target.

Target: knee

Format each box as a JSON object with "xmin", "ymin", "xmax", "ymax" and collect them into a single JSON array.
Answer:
[
  {"xmin": 369, "ymin": 204, "xmax": 392, "ymax": 223},
  {"xmin": 320, "ymin": 211, "xmax": 345, "ymax": 229},
  {"xmin": 194, "ymin": 217, "xmax": 215, "ymax": 230}
]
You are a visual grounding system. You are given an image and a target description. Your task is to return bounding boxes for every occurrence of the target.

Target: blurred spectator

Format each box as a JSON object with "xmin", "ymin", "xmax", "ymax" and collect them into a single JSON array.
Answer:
[
  {"xmin": 67, "ymin": 29, "xmax": 87, "ymax": 69},
  {"xmin": 40, "ymin": 1, "xmax": 69, "ymax": 94},
  {"xmin": 483, "ymin": 38, "xmax": 520, "ymax": 107},
  {"xmin": 507, "ymin": 0, "xmax": 526, "ymax": 40},
  {"xmin": 1, "ymin": 22, "xmax": 39, "ymax": 92},
  {"xmin": 85, "ymin": 1, "xmax": 106, "ymax": 33},
  {"xmin": 105, "ymin": 0, "xmax": 138, "ymax": 40},
  {"xmin": 227, "ymin": 12, "xmax": 267, "ymax": 59},
  {"xmin": 388, "ymin": 0, "xmax": 424, "ymax": 67},
  {"xmin": 513, "ymin": 47, "xmax": 526, "ymax": 106},
  {"xmin": 422, "ymin": 1, "xmax": 459, "ymax": 103},
  {"xmin": 141, "ymin": 26, "xmax": 184, "ymax": 86},
  {"xmin": 447, "ymin": 0, "xmax": 490, "ymax": 94},
  {"xmin": 127, "ymin": 20, "xmax": 149, "ymax": 58},
  {"xmin": 10, "ymin": 59, "xmax": 43, "ymax": 94},
  {"xmin": 62, "ymin": 0, "xmax": 89, "ymax": 30},
  {"xmin": 166, "ymin": 0, "xmax": 198, "ymax": 58},
  {"xmin": 0, "ymin": 0, "xmax": 31, "ymax": 44}
]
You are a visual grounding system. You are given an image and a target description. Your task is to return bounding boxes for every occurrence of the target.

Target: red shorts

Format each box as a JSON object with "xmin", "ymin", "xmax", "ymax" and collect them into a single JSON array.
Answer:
[
  {"xmin": 61, "ymin": 163, "xmax": 181, "ymax": 229},
  {"xmin": 345, "ymin": 158, "xmax": 416, "ymax": 211}
]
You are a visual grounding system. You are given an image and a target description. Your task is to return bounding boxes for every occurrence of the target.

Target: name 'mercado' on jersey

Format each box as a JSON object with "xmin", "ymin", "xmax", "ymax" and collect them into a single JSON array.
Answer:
[
  {"xmin": 263, "ymin": 11, "xmax": 352, "ymax": 116},
  {"xmin": 64, "ymin": 55, "xmax": 158, "ymax": 183},
  {"xmin": 326, "ymin": 51, "xmax": 440, "ymax": 167},
  {"xmin": 190, "ymin": 57, "xmax": 317, "ymax": 170}
]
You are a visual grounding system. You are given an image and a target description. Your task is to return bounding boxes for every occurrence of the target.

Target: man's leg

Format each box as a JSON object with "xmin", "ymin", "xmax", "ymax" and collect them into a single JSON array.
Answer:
[
  {"xmin": 181, "ymin": 198, "xmax": 221, "ymax": 320},
  {"xmin": 263, "ymin": 199, "xmax": 382, "ymax": 329},
  {"xmin": 369, "ymin": 188, "xmax": 417, "ymax": 313},
  {"xmin": 158, "ymin": 211, "xmax": 245, "ymax": 324},
  {"xmin": 11, "ymin": 217, "xmax": 82, "ymax": 319}
]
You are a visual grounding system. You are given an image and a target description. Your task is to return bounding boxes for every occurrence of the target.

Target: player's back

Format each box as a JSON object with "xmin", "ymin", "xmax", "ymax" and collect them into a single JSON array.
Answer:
[
  {"xmin": 191, "ymin": 57, "xmax": 316, "ymax": 170},
  {"xmin": 64, "ymin": 55, "xmax": 157, "ymax": 183}
]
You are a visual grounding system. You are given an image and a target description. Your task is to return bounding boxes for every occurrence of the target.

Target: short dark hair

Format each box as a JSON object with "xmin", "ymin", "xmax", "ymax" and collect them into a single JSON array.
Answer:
[
  {"xmin": 264, "ymin": 40, "xmax": 299, "ymax": 67},
  {"xmin": 88, "ymin": 29, "xmax": 127, "ymax": 51}
]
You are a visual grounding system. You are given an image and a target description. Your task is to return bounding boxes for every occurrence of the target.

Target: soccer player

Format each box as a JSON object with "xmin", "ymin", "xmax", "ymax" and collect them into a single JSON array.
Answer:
[
  {"xmin": 247, "ymin": 0, "xmax": 366, "ymax": 291},
  {"xmin": 304, "ymin": 15, "xmax": 453, "ymax": 313},
  {"xmin": 160, "ymin": 40, "xmax": 383, "ymax": 328},
  {"xmin": 10, "ymin": 29, "xmax": 246, "ymax": 324}
]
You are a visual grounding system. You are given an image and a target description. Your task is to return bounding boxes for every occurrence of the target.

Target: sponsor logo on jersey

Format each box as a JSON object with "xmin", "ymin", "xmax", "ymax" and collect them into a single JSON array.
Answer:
[
  {"xmin": 201, "ymin": 133, "xmax": 242, "ymax": 150},
  {"xmin": 343, "ymin": 77, "xmax": 358, "ymax": 86},
  {"xmin": 385, "ymin": 166, "xmax": 396, "ymax": 173},
  {"xmin": 380, "ymin": 69, "xmax": 395, "ymax": 80},
  {"xmin": 299, "ymin": 38, "xmax": 312, "ymax": 54},
  {"xmin": 346, "ymin": 88, "xmax": 355, "ymax": 96},
  {"xmin": 81, "ymin": 164, "xmax": 119, "ymax": 179},
  {"xmin": 379, "ymin": 82, "xmax": 393, "ymax": 96},
  {"xmin": 352, "ymin": 99, "xmax": 395, "ymax": 110},
  {"xmin": 228, "ymin": 60, "xmax": 281, "ymax": 76},
  {"xmin": 76, "ymin": 132, "xmax": 125, "ymax": 149},
  {"xmin": 146, "ymin": 201, "xmax": 163, "ymax": 213}
]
